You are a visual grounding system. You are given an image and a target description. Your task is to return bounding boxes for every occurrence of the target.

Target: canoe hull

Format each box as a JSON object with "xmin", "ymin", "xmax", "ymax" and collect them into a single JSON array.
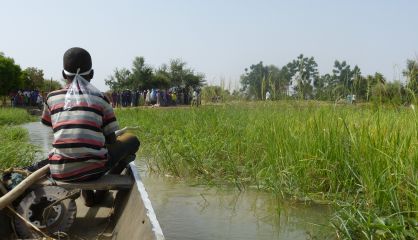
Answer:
[{"xmin": 112, "ymin": 162, "xmax": 164, "ymax": 240}]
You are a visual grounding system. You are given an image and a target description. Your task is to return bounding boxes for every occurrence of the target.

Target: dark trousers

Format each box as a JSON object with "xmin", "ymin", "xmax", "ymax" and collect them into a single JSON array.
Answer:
[
  {"xmin": 83, "ymin": 133, "xmax": 140, "ymax": 205},
  {"xmin": 107, "ymin": 133, "xmax": 140, "ymax": 174}
]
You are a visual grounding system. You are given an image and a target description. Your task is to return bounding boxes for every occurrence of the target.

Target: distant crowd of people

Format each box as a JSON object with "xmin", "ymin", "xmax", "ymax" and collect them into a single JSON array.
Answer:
[
  {"xmin": 108, "ymin": 88, "xmax": 201, "ymax": 107},
  {"xmin": 7, "ymin": 88, "xmax": 203, "ymax": 109},
  {"xmin": 9, "ymin": 90, "xmax": 44, "ymax": 108}
]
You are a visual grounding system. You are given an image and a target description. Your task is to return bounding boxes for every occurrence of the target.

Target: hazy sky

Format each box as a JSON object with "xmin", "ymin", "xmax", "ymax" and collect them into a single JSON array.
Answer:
[{"xmin": 1, "ymin": 0, "xmax": 417, "ymax": 91}]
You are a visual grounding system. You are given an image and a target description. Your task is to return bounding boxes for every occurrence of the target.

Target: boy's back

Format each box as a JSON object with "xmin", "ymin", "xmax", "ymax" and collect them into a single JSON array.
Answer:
[
  {"xmin": 41, "ymin": 47, "xmax": 119, "ymax": 182},
  {"xmin": 42, "ymin": 88, "xmax": 118, "ymax": 181}
]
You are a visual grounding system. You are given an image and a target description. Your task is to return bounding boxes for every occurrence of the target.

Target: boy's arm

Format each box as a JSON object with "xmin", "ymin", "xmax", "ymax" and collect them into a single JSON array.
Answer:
[{"xmin": 103, "ymin": 99, "xmax": 119, "ymax": 144}]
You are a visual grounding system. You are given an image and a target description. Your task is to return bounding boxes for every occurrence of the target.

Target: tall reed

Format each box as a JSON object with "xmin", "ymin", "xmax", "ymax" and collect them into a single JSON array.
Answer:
[
  {"xmin": 117, "ymin": 102, "xmax": 417, "ymax": 239},
  {"xmin": 0, "ymin": 108, "xmax": 35, "ymax": 125},
  {"xmin": 0, "ymin": 108, "xmax": 37, "ymax": 168}
]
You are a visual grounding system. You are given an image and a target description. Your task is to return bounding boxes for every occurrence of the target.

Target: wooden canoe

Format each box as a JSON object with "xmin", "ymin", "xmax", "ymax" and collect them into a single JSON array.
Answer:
[{"xmin": 0, "ymin": 162, "xmax": 165, "ymax": 240}]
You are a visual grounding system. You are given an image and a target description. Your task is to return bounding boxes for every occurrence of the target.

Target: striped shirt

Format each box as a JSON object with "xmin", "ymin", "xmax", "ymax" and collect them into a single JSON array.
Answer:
[{"xmin": 41, "ymin": 88, "xmax": 119, "ymax": 181}]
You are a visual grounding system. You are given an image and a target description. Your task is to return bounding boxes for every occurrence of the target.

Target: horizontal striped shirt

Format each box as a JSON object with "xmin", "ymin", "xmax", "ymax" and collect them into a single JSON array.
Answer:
[{"xmin": 41, "ymin": 88, "xmax": 119, "ymax": 181}]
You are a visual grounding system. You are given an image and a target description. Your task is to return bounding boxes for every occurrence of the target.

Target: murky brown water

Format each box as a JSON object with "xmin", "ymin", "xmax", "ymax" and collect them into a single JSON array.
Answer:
[{"xmin": 23, "ymin": 122, "xmax": 335, "ymax": 240}]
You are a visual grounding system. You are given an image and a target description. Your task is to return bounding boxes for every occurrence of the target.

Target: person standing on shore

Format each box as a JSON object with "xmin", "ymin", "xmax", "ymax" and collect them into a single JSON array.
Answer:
[
  {"xmin": 265, "ymin": 90, "xmax": 271, "ymax": 100},
  {"xmin": 145, "ymin": 89, "xmax": 150, "ymax": 105},
  {"xmin": 111, "ymin": 91, "xmax": 117, "ymax": 107}
]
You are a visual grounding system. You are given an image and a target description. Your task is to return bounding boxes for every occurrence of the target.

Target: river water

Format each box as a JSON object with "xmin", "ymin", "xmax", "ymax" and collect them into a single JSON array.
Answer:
[{"xmin": 23, "ymin": 122, "xmax": 335, "ymax": 240}]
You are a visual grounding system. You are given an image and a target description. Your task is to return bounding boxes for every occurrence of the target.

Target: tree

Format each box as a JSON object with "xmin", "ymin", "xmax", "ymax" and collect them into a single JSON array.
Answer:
[
  {"xmin": 403, "ymin": 59, "xmax": 418, "ymax": 94},
  {"xmin": 168, "ymin": 59, "xmax": 187, "ymax": 87},
  {"xmin": 353, "ymin": 75, "xmax": 368, "ymax": 101},
  {"xmin": 360, "ymin": 72, "xmax": 386, "ymax": 102},
  {"xmin": 314, "ymin": 73, "xmax": 332, "ymax": 100},
  {"xmin": 131, "ymin": 57, "xmax": 154, "ymax": 89},
  {"xmin": 240, "ymin": 61, "xmax": 267, "ymax": 100},
  {"xmin": 105, "ymin": 57, "xmax": 205, "ymax": 91},
  {"xmin": 240, "ymin": 62, "xmax": 294, "ymax": 100},
  {"xmin": 46, "ymin": 79, "xmax": 62, "ymax": 92},
  {"xmin": 0, "ymin": 53, "xmax": 23, "ymax": 96},
  {"xmin": 167, "ymin": 58, "xmax": 205, "ymax": 89},
  {"xmin": 22, "ymin": 67, "xmax": 45, "ymax": 90},
  {"xmin": 153, "ymin": 64, "xmax": 171, "ymax": 89},
  {"xmin": 327, "ymin": 60, "xmax": 361, "ymax": 100},
  {"xmin": 266, "ymin": 65, "xmax": 292, "ymax": 100},
  {"xmin": 277, "ymin": 66, "xmax": 292, "ymax": 98},
  {"xmin": 385, "ymin": 81, "xmax": 403, "ymax": 104},
  {"xmin": 286, "ymin": 54, "xmax": 319, "ymax": 99},
  {"xmin": 105, "ymin": 68, "xmax": 132, "ymax": 91},
  {"xmin": 182, "ymin": 71, "xmax": 205, "ymax": 89},
  {"xmin": 370, "ymin": 79, "xmax": 401, "ymax": 104}
]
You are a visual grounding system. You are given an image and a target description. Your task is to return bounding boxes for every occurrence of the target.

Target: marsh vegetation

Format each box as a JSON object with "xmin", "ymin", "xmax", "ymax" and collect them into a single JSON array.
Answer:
[
  {"xmin": 117, "ymin": 101, "xmax": 417, "ymax": 239},
  {"xmin": 0, "ymin": 108, "xmax": 37, "ymax": 168},
  {"xmin": 1, "ymin": 101, "xmax": 416, "ymax": 239}
]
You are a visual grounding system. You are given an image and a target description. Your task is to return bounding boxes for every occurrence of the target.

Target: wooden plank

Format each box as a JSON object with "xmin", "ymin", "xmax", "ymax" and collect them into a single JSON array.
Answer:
[{"xmin": 32, "ymin": 174, "xmax": 133, "ymax": 190}]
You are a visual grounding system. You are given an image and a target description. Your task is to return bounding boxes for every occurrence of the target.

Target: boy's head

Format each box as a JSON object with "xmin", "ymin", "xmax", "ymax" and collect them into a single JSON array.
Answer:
[{"xmin": 62, "ymin": 47, "xmax": 94, "ymax": 81}]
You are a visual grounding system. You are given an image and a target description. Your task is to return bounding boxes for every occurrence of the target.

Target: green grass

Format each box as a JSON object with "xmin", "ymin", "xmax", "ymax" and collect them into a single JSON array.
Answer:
[
  {"xmin": 0, "ymin": 107, "xmax": 36, "ymax": 125},
  {"xmin": 0, "ymin": 108, "xmax": 38, "ymax": 168},
  {"xmin": 116, "ymin": 101, "xmax": 417, "ymax": 239}
]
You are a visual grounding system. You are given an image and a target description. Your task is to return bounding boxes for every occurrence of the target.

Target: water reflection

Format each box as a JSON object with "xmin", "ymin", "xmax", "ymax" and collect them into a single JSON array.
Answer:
[
  {"xmin": 137, "ymin": 164, "xmax": 335, "ymax": 240},
  {"xmin": 23, "ymin": 122, "xmax": 335, "ymax": 240}
]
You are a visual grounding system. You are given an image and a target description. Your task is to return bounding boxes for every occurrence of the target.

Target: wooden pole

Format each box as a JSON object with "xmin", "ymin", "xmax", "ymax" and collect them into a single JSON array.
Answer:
[{"xmin": 0, "ymin": 164, "xmax": 50, "ymax": 210}]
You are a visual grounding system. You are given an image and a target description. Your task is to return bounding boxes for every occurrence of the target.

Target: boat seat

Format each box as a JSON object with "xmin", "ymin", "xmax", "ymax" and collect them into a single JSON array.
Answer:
[{"xmin": 31, "ymin": 174, "xmax": 134, "ymax": 190}]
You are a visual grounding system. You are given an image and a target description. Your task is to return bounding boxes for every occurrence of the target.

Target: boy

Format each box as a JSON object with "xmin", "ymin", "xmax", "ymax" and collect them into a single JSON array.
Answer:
[{"xmin": 38, "ymin": 47, "xmax": 139, "ymax": 205}]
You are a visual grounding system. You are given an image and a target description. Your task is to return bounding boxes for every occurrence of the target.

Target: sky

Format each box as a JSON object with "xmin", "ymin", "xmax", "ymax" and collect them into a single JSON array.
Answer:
[{"xmin": 1, "ymin": 0, "xmax": 417, "ymax": 91}]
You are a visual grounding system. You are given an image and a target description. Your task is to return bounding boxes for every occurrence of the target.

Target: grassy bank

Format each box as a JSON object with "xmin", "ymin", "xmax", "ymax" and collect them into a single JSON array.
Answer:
[
  {"xmin": 0, "ymin": 108, "xmax": 35, "ymax": 125},
  {"xmin": 116, "ymin": 101, "xmax": 417, "ymax": 239},
  {"xmin": 0, "ymin": 108, "xmax": 37, "ymax": 168}
]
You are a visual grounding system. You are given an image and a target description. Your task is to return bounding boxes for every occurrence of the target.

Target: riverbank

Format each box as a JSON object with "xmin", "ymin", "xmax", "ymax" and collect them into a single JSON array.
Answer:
[
  {"xmin": 116, "ymin": 101, "xmax": 417, "ymax": 239},
  {"xmin": 0, "ymin": 108, "xmax": 38, "ymax": 168}
]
